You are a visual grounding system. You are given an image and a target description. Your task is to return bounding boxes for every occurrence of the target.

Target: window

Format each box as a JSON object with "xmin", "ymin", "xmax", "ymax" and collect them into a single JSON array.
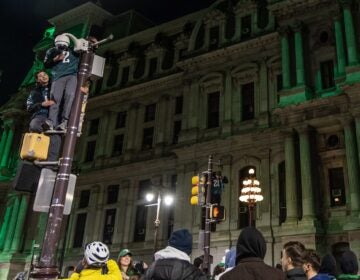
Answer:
[
  {"xmin": 175, "ymin": 96, "xmax": 183, "ymax": 115},
  {"xmin": 112, "ymin": 134, "xmax": 124, "ymax": 156},
  {"xmin": 241, "ymin": 82, "xmax": 255, "ymax": 121},
  {"xmin": 320, "ymin": 60, "xmax": 335, "ymax": 89},
  {"xmin": 277, "ymin": 74, "xmax": 283, "ymax": 92},
  {"xmin": 209, "ymin": 26, "xmax": 219, "ymax": 50},
  {"xmin": 149, "ymin": 57, "xmax": 157, "ymax": 78},
  {"xmin": 73, "ymin": 213, "xmax": 87, "ymax": 248},
  {"xmin": 107, "ymin": 185, "xmax": 119, "ymax": 204},
  {"xmin": 115, "ymin": 112, "xmax": 127, "ymax": 129},
  {"xmin": 142, "ymin": 127, "xmax": 154, "ymax": 150},
  {"xmin": 278, "ymin": 161, "xmax": 286, "ymax": 224},
  {"xmin": 134, "ymin": 180, "xmax": 151, "ymax": 242},
  {"xmin": 85, "ymin": 140, "xmax": 96, "ymax": 162},
  {"xmin": 144, "ymin": 104, "xmax": 156, "ymax": 122},
  {"xmin": 88, "ymin": 118, "xmax": 100, "ymax": 136},
  {"xmin": 173, "ymin": 121, "xmax": 181, "ymax": 144},
  {"xmin": 238, "ymin": 166, "xmax": 256, "ymax": 228},
  {"xmin": 329, "ymin": 167, "xmax": 346, "ymax": 207},
  {"xmin": 241, "ymin": 15, "xmax": 252, "ymax": 39},
  {"xmin": 79, "ymin": 190, "xmax": 90, "ymax": 209},
  {"xmin": 121, "ymin": 66, "xmax": 130, "ymax": 86},
  {"xmin": 207, "ymin": 92, "xmax": 220, "ymax": 128},
  {"xmin": 103, "ymin": 209, "xmax": 116, "ymax": 245}
]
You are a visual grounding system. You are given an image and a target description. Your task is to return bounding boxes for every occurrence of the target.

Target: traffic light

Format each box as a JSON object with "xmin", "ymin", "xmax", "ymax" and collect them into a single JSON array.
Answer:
[
  {"xmin": 190, "ymin": 175, "xmax": 205, "ymax": 205},
  {"xmin": 210, "ymin": 205, "xmax": 225, "ymax": 222}
]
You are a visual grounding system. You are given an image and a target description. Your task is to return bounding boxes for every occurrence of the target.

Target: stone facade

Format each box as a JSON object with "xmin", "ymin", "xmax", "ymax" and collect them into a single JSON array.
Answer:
[{"xmin": 1, "ymin": 0, "xmax": 360, "ymax": 278}]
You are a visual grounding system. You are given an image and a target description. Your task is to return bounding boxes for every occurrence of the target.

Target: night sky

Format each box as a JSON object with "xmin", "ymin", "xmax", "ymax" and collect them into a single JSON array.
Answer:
[{"xmin": 0, "ymin": 0, "xmax": 212, "ymax": 106}]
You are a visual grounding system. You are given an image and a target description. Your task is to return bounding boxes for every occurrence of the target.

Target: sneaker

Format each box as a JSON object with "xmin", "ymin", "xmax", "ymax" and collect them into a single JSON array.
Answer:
[
  {"xmin": 56, "ymin": 120, "xmax": 68, "ymax": 131},
  {"xmin": 42, "ymin": 120, "xmax": 54, "ymax": 131}
]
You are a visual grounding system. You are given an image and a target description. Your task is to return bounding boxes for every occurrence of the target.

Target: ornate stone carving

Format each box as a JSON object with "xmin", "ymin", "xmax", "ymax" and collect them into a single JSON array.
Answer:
[{"xmin": 203, "ymin": 9, "xmax": 226, "ymax": 26}]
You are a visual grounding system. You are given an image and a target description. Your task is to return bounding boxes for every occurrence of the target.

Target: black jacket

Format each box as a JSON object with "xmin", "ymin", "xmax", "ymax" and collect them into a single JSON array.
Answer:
[
  {"xmin": 143, "ymin": 258, "xmax": 207, "ymax": 280},
  {"xmin": 26, "ymin": 84, "xmax": 50, "ymax": 117},
  {"xmin": 285, "ymin": 268, "xmax": 307, "ymax": 280}
]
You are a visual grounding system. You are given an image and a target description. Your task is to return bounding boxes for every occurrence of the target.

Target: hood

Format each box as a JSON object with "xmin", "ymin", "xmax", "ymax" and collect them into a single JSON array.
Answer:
[
  {"xmin": 340, "ymin": 250, "xmax": 358, "ymax": 274},
  {"xmin": 154, "ymin": 246, "xmax": 191, "ymax": 262},
  {"xmin": 236, "ymin": 227, "xmax": 266, "ymax": 262},
  {"xmin": 225, "ymin": 248, "xmax": 236, "ymax": 268},
  {"xmin": 286, "ymin": 267, "xmax": 306, "ymax": 279}
]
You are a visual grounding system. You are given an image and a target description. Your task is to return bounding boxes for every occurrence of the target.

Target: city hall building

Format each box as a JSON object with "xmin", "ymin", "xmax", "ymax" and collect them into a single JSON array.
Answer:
[{"xmin": 1, "ymin": 0, "xmax": 360, "ymax": 278}]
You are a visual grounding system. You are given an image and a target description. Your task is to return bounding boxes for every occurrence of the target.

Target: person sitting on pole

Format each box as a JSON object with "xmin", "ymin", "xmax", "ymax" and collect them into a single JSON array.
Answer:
[
  {"xmin": 63, "ymin": 241, "xmax": 122, "ymax": 280},
  {"xmin": 43, "ymin": 34, "xmax": 79, "ymax": 131},
  {"xmin": 143, "ymin": 228, "xmax": 207, "ymax": 280},
  {"xmin": 26, "ymin": 70, "xmax": 61, "ymax": 162}
]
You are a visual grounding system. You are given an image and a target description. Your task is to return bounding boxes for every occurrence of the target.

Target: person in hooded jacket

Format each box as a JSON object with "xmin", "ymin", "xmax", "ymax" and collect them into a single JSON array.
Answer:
[
  {"xmin": 337, "ymin": 250, "xmax": 360, "ymax": 279},
  {"xmin": 143, "ymin": 228, "xmax": 207, "ymax": 280},
  {"xmin": 219, "ymin": 227, "xmax": 285, "ymax": 280},
  {"xmin": 318, "ymin": 254, "xmax": 337, "ymax": 279},
  {"xmin": 282, "ymin": 241, "xmax": 307, "ymax": 280},
  {"xmin": 215, "ymin": 247, "xmax": 236, "ymax": 280},
  {"xmin": 301, "ymin": 249, "xmax": 333, "ymax": 280}
]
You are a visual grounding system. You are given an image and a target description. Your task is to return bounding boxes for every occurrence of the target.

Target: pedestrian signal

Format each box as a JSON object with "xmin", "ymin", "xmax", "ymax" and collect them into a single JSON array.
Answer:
[
  {"xmin": 190, "ymin": 175, "xmax": 205, "ymax": 205},
  {"xmin": 210, "ymin": 205, "xmax": 225, "ymax": 221}
]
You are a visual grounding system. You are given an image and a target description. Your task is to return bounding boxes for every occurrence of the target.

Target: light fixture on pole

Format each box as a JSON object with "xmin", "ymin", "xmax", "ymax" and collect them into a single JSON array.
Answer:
[
  {"xmin": 145, "ymin": 190, "xmax": 174, "ymax": 252},
  {"xmin": 239, "ymin": 168, "xmax": 263, "ymax": 227}
]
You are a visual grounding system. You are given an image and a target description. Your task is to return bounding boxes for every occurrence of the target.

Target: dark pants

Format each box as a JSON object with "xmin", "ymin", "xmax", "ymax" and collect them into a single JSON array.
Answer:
[
  {"xmin": 29, "ymin": 115, "xmax": 61, "ymax": 162},
  {"xmin": 49, "ymin": 75, "xmax": 77, "ymax": 126}
]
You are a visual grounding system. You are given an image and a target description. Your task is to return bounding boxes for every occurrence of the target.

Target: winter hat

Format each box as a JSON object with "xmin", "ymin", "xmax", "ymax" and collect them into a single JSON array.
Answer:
[
  {"xmin": 319, "ymin": 254, "xmax": 337, "ymax": 276},
  {"xmin": 168, "ymin": 228, "xmax": 192, "ymax": 255},
  {"xmin": 236, "ymin": 227, "xmax": 266, "ymax": 264},
  {"xmin": 340, "ymin": 250, "xmax": 358, "ymax": 274}
]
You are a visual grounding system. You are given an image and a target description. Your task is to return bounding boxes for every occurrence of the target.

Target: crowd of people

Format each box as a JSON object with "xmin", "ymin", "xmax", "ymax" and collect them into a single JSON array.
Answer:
[{"xmin": 30, "ymin": 227, "xmax": 355, "ymax": 280}]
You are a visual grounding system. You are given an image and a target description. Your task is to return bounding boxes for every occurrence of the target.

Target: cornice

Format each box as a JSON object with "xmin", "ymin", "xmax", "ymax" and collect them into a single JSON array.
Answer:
[
  {"xmin": 269, "ymin": 0, "xmax": 337, "ymax": 21},
  {"xmin": 178, "ymin": 32, "xmax": 279, "ymax": 70},
  {"xmin": 87, "ymin": 72, "xmax": 183, "ymax": 109}
]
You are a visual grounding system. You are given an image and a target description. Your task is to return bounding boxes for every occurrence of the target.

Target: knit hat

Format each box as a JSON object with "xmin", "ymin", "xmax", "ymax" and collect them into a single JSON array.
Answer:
[{"xmin": 168, "ymin": 229, "xmax": 192, "ymax": 255}]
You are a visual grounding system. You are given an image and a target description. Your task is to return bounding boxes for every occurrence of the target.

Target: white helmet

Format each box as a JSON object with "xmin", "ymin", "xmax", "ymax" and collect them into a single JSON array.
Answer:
[
  {"xmin": 84, "ymin": 241, "xmax": 109, "ymax": 267},
  {"xmin": 54, "ymin": 34, "xmax": 70, "ymax": 47}
]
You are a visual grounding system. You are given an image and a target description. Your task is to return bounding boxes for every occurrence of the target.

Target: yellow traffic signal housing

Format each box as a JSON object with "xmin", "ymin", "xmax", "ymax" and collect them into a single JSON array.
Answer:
[
  {"xmin": 190, "ymin": 175, "xmax": 205, "ymax": 205},
  {"xmin": 210, "ymin": 205, "xmax": 225, "ymax": 221},
  {"xmin": 20, "ymin": 133, "xmax": 50, "ymax": 161}
]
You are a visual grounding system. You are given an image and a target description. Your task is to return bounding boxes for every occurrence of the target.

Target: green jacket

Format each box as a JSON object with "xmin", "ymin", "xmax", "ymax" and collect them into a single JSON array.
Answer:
[{"xmin": 338, "ymin": 274, "xmax": 360, "ymax": 280}]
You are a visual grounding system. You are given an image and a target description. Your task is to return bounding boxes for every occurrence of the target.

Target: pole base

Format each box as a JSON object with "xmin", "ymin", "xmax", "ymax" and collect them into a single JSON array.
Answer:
[{"xmin": 29, "ymin": 266, "xmax": 59, "ymax": 280}]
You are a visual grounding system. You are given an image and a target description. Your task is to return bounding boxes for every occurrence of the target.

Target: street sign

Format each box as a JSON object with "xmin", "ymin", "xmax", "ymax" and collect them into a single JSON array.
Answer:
[{"xmin": 33, "ymin": 168, "xmax": 76, "ymax": 215}]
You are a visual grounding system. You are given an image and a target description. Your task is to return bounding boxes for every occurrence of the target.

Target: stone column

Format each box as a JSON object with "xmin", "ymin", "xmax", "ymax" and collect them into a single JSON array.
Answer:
[
  {"xmin": 297, "ymin": 126, "xmax": 315, "ymax": 219},
  {"xmin": 204, "ymin": 26, "xmax": 210, "ymax": 49},
  {"xmin": 279, "ymin": 27, "xmax": 291, "ymax": 89},
  {"xmin": 334, "ymin": 15, "xmax": 346, "ymax": 76},
  {"xmin": 284, "ymin": 130, "xmax": 298, "ymax": 222},
  {"xmin": 2, "ymin": 195, "xmax": 20, "ymax": 252},
  {"xmin": 91, "ymin": 185, "xmax": 104, "ymax": 241},
  {"xmin": 188, "ymin": 81, "xmax": 200, "ymax": 129},
  {"xmin": 0, "ymin": 196, "xmax": 14, "ymax": 250},
  {"xmin": 0, "ymin": 124, "xmax": 13, "ymax": 168},
  {"xmin": 232, "ymin": 13, "xmax": 242, "ymax": 41},
  {"xmin": 293, "ymin": 21, "xmax": 305, "ymax": 86},
  {"xmin": 155, "ymin": 95, "xmax": 170, "ymax": 146},
  {"xmin": 355, "ymin": 116, "xmax": 360, "ymax": 167},
  {"xmin": 0, "ymin": 127, "xmax": 8, "ymax": 161},
  {"xmin": 10, "ymin": 194, "xmax": 29, "ymax": 252},
  {"xmin": 124, "ymin": 103, "xmax": 139, "ymax": 153},
  {"xmin": 343, "ymin": 119, "xmax": 360, "ymax": 212},
  {"xmin": 222, "ymin": 70, "xmax": 233, "ymax": 135},
  {"xmin": 341, "ymin": 0, "xmax": 358, "ymax": 65},
  {"xmin": 122, "ymin": 180, "xmax": 137, "ymax": 244}
]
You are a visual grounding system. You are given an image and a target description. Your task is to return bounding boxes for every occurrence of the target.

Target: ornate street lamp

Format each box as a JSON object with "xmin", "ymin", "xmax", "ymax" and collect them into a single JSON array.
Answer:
[
  {"xmin": 239, "ymin": 168, "xmax": 263, "ymax": 227},
  {"xmin": 146, "ymin": 190, "xmax": 174, "ymax": 252}
]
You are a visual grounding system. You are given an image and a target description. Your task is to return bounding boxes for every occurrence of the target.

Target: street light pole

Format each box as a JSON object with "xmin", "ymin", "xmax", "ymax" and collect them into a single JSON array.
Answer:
[
  {"xmin": 30, "ymin": 35, "xmax": 112, "ymax": 279},
  {"xmin": 153, "ymin": 191, "xmax": 161, "ymax": 253}
]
